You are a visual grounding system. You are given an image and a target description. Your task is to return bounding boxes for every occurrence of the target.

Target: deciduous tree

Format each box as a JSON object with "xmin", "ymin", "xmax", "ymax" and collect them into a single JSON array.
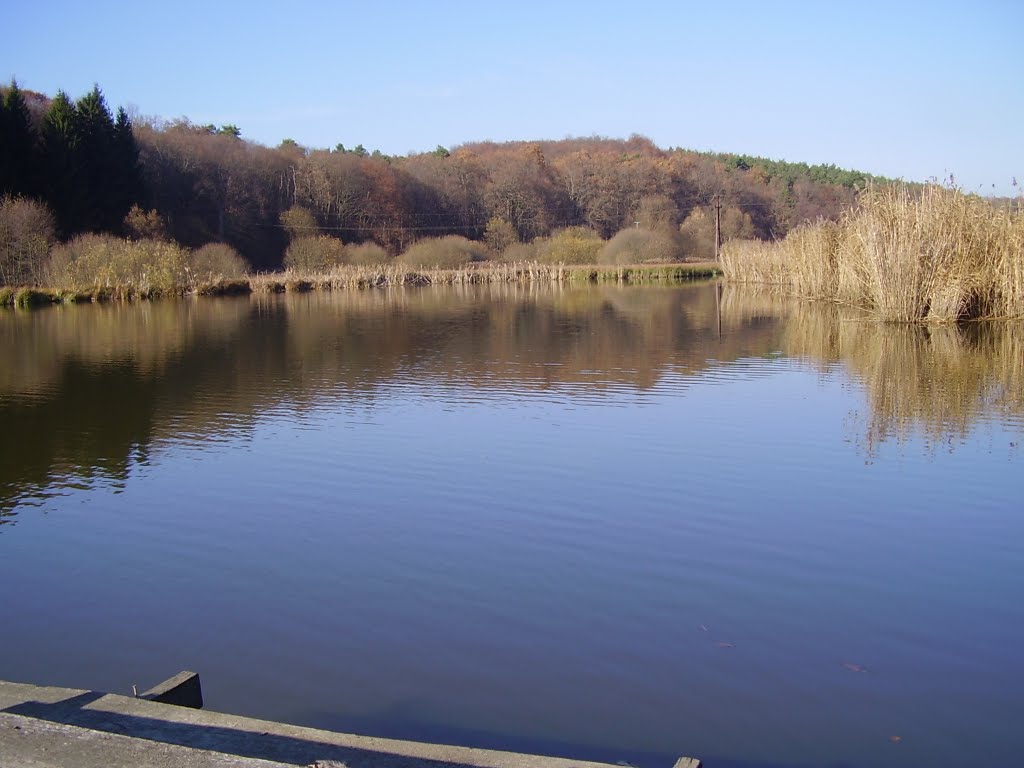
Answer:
[{"xmin": 0, "ymin": 195, "xmax": 55, "ymax": 285}]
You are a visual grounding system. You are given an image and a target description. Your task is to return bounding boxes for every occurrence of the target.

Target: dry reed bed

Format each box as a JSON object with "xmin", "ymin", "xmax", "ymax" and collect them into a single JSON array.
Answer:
[
  {"xmin": 249, "ymin": 262, "xmax": 570, "ymax": 292},
  {"xmin": 721, "ymin": 185, "xmax": 1024, "ymax": 322},
  {"xmin": 3, "ymin": 262, "xmax": 721, "ymax": 308},
  {"xmin": 249, "ymin": 262, "xmax": 721, "ymax": 293}
]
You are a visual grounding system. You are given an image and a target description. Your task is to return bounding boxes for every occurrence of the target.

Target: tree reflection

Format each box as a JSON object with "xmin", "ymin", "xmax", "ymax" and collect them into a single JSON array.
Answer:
[{"xmin": 2, "ymin": 285, "xmax": 1020, "ymax": 515}]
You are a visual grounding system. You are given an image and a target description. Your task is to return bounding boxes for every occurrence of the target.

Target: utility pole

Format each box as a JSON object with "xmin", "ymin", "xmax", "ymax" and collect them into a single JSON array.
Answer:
[
  {"xmin": 713, "ymin": 194, "xmax": 722, "ymax": 261},
  {"xmin": 712, "ymin": 194, "xmax": 724, "ymax": 339}
]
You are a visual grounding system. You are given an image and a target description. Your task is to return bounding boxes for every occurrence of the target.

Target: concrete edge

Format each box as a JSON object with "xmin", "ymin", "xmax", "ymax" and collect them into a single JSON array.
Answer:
[{"xmin": 1, "ymin": 680, "xmax": 702, "ymax": 768}]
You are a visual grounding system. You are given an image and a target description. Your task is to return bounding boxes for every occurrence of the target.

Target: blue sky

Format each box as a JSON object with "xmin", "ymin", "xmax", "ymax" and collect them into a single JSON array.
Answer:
[{"xmin": 5, "ymin": 1, "xmax": 1022, "ymax": 194}]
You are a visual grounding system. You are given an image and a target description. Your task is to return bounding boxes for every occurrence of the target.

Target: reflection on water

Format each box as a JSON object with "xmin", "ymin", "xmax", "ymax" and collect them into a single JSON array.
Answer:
[
  {"xmin": 3, "ymin": 284, "xmax": 1020, "ymax": 513},
  {"xmin": 0, "ymin": 284, "xmax": 752, "ymax": 512},
  {"xmin": 719, "ymin": 287, "xmax": 1024, "ymax": 454},
  {"xmin": 1, "ymin": 284, "xmax": 1022, "ymax": 768}
]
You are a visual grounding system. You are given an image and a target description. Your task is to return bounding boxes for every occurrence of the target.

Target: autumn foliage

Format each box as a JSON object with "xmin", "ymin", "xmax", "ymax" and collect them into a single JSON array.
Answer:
[{"xmin": 2, "ymin": 79, "xmax": 892, "ymax": 283}]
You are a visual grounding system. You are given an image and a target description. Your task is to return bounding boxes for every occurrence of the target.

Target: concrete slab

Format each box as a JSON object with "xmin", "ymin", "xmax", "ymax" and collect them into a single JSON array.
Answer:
[
  {"xmin": 0, "ymin": 712, "xmax": 292, "ymax": 768},
  {"xmin": 0, "ymin": 680, "xmax": 702, "ymax": 768},
  {"xmin": 141, "ymin": 670, "xmax": 204, "ymax": 709}
]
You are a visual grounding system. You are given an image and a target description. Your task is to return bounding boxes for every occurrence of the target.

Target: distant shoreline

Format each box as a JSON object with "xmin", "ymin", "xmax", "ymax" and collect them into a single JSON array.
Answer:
[{"xmin": 0, "ymin": 262, "xmax": 723, "ymax": 308}]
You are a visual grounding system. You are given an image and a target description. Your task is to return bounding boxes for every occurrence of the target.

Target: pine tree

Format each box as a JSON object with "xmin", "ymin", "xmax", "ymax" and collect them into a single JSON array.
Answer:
[
  {"xmin": 0, "ymin": 91, "xmax": 8, "ymax": 192},
  {"xmin": 41, "ymin": 90, "xmax": 80, "ymax": 235},
  {"xmin": 110, "ymin": 107, "xmax": 141, "ymax": 229},
  {"xmin": 0, "ymin": 80, "xmax": 37, "ymax": 197},
  {"xmin": 73, "ymin": 84, "xmax": 116, "ymax": 232}
]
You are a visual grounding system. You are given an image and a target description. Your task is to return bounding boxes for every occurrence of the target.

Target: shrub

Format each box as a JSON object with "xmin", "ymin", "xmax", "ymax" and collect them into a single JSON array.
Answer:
[
  {"xmin": 45, "ymin": 235, "xmax": 190, "ymax": 297},
  {"xmin": 284, "ymin": 235, "xmax": 345, "ymax": 271},
  {"xmin": 395, "ymin": 235, "xmax": 488, "ymax": 268},
  {"xmin": 0, "ymin": 196, "xmax": 56, "ymax": 285},
  {"xmin": 123, "ymin": 205, "xmax": 168, "ymax": 241},
  {"xmin": 346, "ymin": 241, "xmax": 391, "ymax": 266},
  {"xmin": 189, "ymin": 243, "xmax": 249, "ymax": 282},
  {"xmin": 499, "ymin": 241, "xmax": 540, "ymax": 263},
  {"xmin": 678, "ymin": 208, "xmax": 715, "ymax": 261},
  {"xmin": 599, "ymin": 228, "xmax": 683, "ymax": 265},
  {"xmin": 636, "ymin": 195, "xmax": 679, "ymax": 231},
  {"xmin": 679, "ymin": 205, "xmax": 755, "ymax": 261},
  {"xmin": 280, "ymin": 206, "xmax": 318, "ymax": 240},
  {"xmin": 536, "ymin": 227, "xmax": 603, "ymax": 265},
  {"xmin": 484, "ymin": 217, "xmax": 518, "ymax": 254},
  {"xmin": 14, "ymin": 287, "xmax": 53, "ymax": 307}
]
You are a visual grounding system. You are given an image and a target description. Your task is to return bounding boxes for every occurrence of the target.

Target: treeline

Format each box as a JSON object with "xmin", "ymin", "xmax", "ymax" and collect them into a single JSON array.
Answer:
[
  {"xmin": 2, "ymin": 79, "xmax": 888, "ymax": 280},
  {"xmin": 707, "ymin": 152, "xmax": 878, "ymax": 190},
  {"xmin": 0, "ymin": 82, "xmax": 140, "ymax": 236}
]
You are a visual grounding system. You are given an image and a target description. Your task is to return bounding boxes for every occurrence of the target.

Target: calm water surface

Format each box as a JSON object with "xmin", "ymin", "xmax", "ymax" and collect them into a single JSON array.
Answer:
[{"xmin": 1, "ymin": 283, "xmax": 1022, "ymax": 768}]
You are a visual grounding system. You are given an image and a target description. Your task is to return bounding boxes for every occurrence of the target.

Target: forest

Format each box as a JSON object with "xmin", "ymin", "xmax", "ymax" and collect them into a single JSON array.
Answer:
[{"xmin": 1, "ymin": 80, "xmax": 888, "ymax": 284}]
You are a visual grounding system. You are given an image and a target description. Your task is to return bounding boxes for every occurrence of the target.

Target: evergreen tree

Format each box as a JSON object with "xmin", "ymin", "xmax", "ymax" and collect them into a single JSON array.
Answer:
[
  {"xmin": 110, "ymin": 107, "xmax": 141, "ymax": 229},
  {"xmin": 0, "ymin": 91, "xmax": 8, "ymax": 191},
  {"xmin": 41, "ymin": 90, "xmax": 79, "ymax": 235},
  {"xmin": 73, "ymin": 84, "xmax": 116, "ymax": 232},
  {"xmin": 0, "ymin": 80, "xmax": 36, "ymax": 197}
]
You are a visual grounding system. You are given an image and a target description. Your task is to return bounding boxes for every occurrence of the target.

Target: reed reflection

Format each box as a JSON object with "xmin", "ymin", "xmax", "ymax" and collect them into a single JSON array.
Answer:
[{"xmin": 721, "ymin": 285, "xmax": 1024, "ymax": 453}]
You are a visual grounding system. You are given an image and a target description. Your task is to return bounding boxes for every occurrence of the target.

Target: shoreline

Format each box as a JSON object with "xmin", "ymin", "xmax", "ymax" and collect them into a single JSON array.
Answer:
[{"xmin": 0, "ymin": 262, "xmax": 722, "ymax": 308}]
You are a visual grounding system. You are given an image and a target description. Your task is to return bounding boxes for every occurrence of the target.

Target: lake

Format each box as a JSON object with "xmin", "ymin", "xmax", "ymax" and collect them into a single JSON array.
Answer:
[{"xmin": 1, "ymin": 282, "xmax": 1022, "ymax": 768}]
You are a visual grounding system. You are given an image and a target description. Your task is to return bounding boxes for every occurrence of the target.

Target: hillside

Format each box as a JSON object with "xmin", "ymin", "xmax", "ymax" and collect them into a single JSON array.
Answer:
[{"xmin": 3, "ymin": 81, "xmax": 891, "ymax": 270}]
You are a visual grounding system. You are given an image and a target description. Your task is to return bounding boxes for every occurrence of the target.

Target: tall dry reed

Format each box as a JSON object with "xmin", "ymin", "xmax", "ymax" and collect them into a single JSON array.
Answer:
[
  {"xmin": 991, "ymin": 205, "xmax": 1024, "ymax": 317},
  {"xmin": 248, "ymin": 262, "xmax": 719, "ymax": 293},
  {"xmin": 249, "ymin": 262, "xmax": 575, "ymax": 293},
  {"xmin": 788, "ymin": 220, "xmax": 841, "ymax": 300},
  {"xmin": 718, "ymin": 238, "xmax": 789, "ymax": 286},
  {"xmin": 722, "ymin": 184, "xmax": 1024, "ymax": 322}
]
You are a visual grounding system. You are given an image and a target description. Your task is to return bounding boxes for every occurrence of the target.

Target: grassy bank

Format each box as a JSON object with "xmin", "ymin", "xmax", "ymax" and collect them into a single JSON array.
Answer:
[
  {"xmin": 2, "ymin": 262, "xmax": 722, "ymax": 307},
  {"xmin": 720, "ymin": 184, "xmax": 1024, "ymax": 322}
]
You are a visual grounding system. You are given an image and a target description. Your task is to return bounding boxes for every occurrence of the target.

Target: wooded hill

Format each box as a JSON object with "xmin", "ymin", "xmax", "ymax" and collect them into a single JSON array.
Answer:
[{"xmin": 2, "ymin": 81, "xmax": 890, "ymax": 271}]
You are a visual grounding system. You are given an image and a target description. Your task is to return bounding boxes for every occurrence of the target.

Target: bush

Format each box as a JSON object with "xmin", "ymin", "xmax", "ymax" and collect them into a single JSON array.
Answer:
[
  {"xmin": 599, "ymin": 228, "xmax": 683, "ymax": 265},
  {"xmin": 395, "ymin": 235, "xmax": 488, "ymax": 268},
  {"xmin": 280, "ymin": 206, "xmax": 318, "ymax": 241},
  {"xmin": 14, "ymin": 287, "xmax": 53, "ymax": 307},
  {"xmin": 0, "ymin": 196, "xmax": 56, "ymax": 285},
  {"xmin": 123, "ymin": 205, "xmax": 168, "ymax": 241},
  {"xmin": 283, "ymin": 235, "xmax": 345, "ymax": 271},
  {"xmin": 679, "ymin": 205, "xmax": 756, "ymax": 261},
  {"xmin": 499, "ymin": 241, "xmax": 540, "ymax": 263},
  {"xmin": 636, "ymin": 195, "xmax": 680, "ymax": 231},
  {"xmin": 346, "ymin": 241, "xmax": 391, "ymax": 266},
  {"xmin": 678, "ymin": 208, "xmax": 715, "ymax": 261},
  {"xmin": 189, "ymin": 243, "xmax": 249, "ymax": 282},
  {"xmin": 484, "ymin": 217, "xmax": 518, "ymax": 254},
  {"xmin": 45, "ymin": 234, "xmax": 190, "ymax": 296},
  {"xmin": 536, "ymin": 227, "xmax": 603, "ymax": 265}
]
